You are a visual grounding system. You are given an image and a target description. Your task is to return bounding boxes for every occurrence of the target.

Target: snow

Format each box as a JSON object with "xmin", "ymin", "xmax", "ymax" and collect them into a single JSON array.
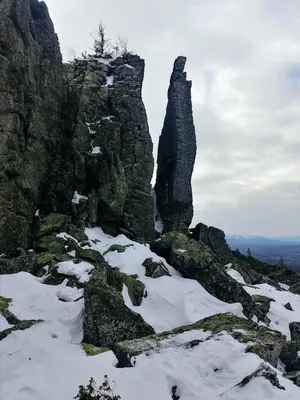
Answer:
[
  {"xmin": 177, "ymin": 249, "xmax": 186, "ymax": 253},
  {"xmin": 0, "ymin": 228, "xmax": 300, "ymax": 399},
  {"xmin": 34, "ymin": 209, "xmax": 40, "ymax": 217},
  {"xmin": 226, "ymin": 268, "xmax": 246, "ymax": 285},
  {"xmin": 124, "ymin": 63, "xmax": 135, "ymax": 69},
  {"xmin": 57, "ymin": 261, "xmax": 94, "ymax": 283},
  {"xmin": 152, "ymin": 189, "xmax": 163, "ymax": 233},
  {"xmin": 106, "ymin": 75, "xmax": 114, "ymax": 86},
  {"xmin": 72, "ymin": 191, "xmax": 88, "ymax": 204},
  {"xmin": 85, "ymin": 228, "xmax": 244, "ymax": 332},
  {"xmin": 226, "ymin": 269, "xmax": 300, "ymax": 340},
  {"xmin": 102, "ymin": 115, "xmax": 114, "ymax": 122},
  {"xmin": 279, "ymin": 283, "xmax": 290, "ymax": 291},
  {"xmin": 91, "ymin": 146, "xmax": 102, "ymax": 154},
  {"xmin": 56, "ymin": 286, "xmax": 83, "ymax": 302}
]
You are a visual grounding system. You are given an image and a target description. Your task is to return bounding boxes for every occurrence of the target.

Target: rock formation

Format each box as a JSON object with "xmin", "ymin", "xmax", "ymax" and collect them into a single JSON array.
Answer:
[
  {"xmin": 67, "ymin": 54, "xmax": 155, "ymax": 241},
  {"xmin": 155, "ymin": 56, "xmax": 197, "ymax": 233},
  {"xmin": 0, "ymin": 0, "xmax": 67, "ymax": 255}
]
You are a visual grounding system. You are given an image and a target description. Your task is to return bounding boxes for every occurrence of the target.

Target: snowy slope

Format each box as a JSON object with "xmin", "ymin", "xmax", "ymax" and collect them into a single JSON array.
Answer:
[
  {"xmin": 226, "ymin": 265, "xmax": 300, "ymax": 339},
  {"xmin": 0, "ymin": 228, "xmax": 300, "ymax": 399}
]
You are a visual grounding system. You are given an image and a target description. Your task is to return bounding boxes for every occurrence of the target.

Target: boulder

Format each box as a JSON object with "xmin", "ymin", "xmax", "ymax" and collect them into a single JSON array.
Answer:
[
  {"xmin": 151, "ymin": 232, "xmax": 259, "ymax": 319},
  {"xmin": 285, "ymin": 302, "xmax": 294, "ymax": 311},
  {"xmin": 236, "ymin": 363, "xmax": 285, "ymax": 390},
  {"xmin": 142, "ymin": 258, "xmax": 170, "ymax": 278},
  {"xmin": 155, "ymin": 56, "xmax": 196, "ymax": 233},
  {"xmin": 280, "ymin": 341, "xmax": 300, "ymax": 373},
  {"xmin": 290, "ymin": 322, "xmax": 300, "ymax": 341},
  {"xmin": 83, "ymin": 271, "xmax": 154, "ymax": 348}
]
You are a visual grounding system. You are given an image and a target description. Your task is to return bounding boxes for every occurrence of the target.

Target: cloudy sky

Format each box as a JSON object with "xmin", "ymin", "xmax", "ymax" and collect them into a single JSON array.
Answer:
[{"xmin": 47, "ymin": 0, "xmax": 300, "ymax": 236}]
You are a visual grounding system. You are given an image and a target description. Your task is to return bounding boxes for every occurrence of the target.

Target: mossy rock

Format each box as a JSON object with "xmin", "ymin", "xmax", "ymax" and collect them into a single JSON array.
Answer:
[
  {"xmin": 103, "ymin": 244, "xmax": 133, "ymax": 256},
  {"xmin": 0, "ymin": 319, "xmax": 43, "ymax": 341},
  {"xmin": 0, "ymin": 296, "xmax": 11, "ymax": 313},
  {"xmin": 142, "ymin": 257, "xmax": 170, "ymax": 278},
  {"xmin": 37, "ymin": 214, "xmax": 70, "ymax": 237},
  {"xmin": 81, "ymin": 343, "xmax": 110, "ymax": 356},
  {"xmin": 123, "ymin": 275, "xmax": 145, "ymax": 306},
  {"xmin": 106, "ymin": 268, "xmax": 124, "ymax": 293},
  {"xmin": 114, "ymin": 313, "xmax": 285, "ymax": 368},
  {"xmin": 76, "ymin": 247, "xmax": 105, "ymax": 266},
  {"xmin": 34, "ymin": 235, "xmax": 67, "ymax": 254},
  {"xmin": 83, "ymin": 271, "xmax": 154, "ymax": 348}
]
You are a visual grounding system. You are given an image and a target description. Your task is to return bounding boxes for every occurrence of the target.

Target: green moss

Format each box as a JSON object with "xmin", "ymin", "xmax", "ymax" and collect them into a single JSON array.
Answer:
[
  {"xmin": 123, "ymin": 275, "xmax": 145, "ymax": 306},
  {"xmin": 115, "ymin": 312, "xmax": 284, "ymax": 360},
  {"xmin": 103, "ymin": 244, "xmax": 133, "ymax": 256},
  {"xmin": 81, "ymin": 343, "xmax": 110, "ymax": 356},
  {"xmin": 38, "ymin": 214, "xmax": 69, "ymax": 236},
  {"xmin": 35, "ymin": 235, "xmax": 67, "ymax": 254},
  {"xmin": 0, "ymin": 296, "xmax": 11, "ymax": 313},
  {"xmin": 0, "ymin": 319, "xmax": 43, "ymax": 341}
]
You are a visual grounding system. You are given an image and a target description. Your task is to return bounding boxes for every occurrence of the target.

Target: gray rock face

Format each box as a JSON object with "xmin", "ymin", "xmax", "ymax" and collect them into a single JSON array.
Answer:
[
  {"xmin": 67, "ymin": 54, "xmax": 155, "ymax": 241},
  {"xmin": 0, "ymin": 0, "xmax": 66, "ymax": 255},
  {"xmin": 155, "ymin": 56, "xmax": 197, "ymax": 233},
  {"xmin": 236, "ymin": 363, "xmax": 285, "ymax": 390}
]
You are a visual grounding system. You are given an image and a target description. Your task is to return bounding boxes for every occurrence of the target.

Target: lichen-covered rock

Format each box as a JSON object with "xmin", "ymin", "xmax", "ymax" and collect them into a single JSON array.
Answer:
[
  {"xmin": 0, "ymin": 254, "xmax": 37, "ymax": 275},
  {"xmin": 0, "ymin": 296, "xmax": 11, "ymax": 313},
  {"xmin": 290, "ymin": 322, "xmax": 300, "ymax": 341},
  {"xmin": 66, "ymin": 54, "xmax": 155, "ymax": 242},
  {"xmin": 103, "ymin": 244, "xmax": 133, "ymax": 256},
  {"xmin": 114, "ymin": 312, "xmax": 285, "ymax": 368},
  {"xmin": 280, "ymin": 341, "xmax": 300, "ymax": 373},
  {"xmin": 252, "ymin": 295, "xmax": 274, "ymax": 325},
  {"xmin": 123, "ymin": 275, "xmax": 145, "ymax": 306},
  {"xmin": 191, "ymin": 223, "xmax": 232, "ymax": 264},
  {"xmin": 142, "ymin": 258, "xmax": 170, "ymax": 278},
  {"xmin": 151, "ymin": 232, "xmax": 259, "ymax": 319},
  {"xmin": 0, "ymin": 0, "xmax": 68, "ymax": 255},
  {"xmin": 236, "ymin": 363, "xmax": 285, "ymax": 390},
  {"xmin": 83, "ymin": 271, "xmax": 154, "ymax": 348},
  {"xmin": 155, "ymin": 56, "xmax": 196, "ymax": 233}
]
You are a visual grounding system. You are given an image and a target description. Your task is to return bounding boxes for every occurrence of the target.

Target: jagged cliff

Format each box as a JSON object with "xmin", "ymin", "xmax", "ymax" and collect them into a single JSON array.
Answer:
[{"xmin": 0, "ymin": 0, "xmax": 66, "ymax": 255}]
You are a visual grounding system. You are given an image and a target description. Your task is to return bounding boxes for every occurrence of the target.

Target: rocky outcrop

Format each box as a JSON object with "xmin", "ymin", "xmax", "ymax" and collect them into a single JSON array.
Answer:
[
  {"xmin": 0, "ymin": 0, "xmax": 69, "ymax": 255},
  {"xmin": 191, "ymin": 223, "xmax": 232, "ymax": 264},
  {"xmin": 83, "ymin": 271, "xmax": 154, "ymax": 348},
  {"xmin": 66, "ymin": 54, "xmax": 155, "ymax": 241},
  {"xmin": 114, "ymin": 312, "xmax": 285, "ymax": 368},
  {"xmin": 151, "ymin": 232, "xmax": 261, "ymax": 319},
  {"xmin": 155, "ymin": 56, "xmax": 196, "ymax": 233}
]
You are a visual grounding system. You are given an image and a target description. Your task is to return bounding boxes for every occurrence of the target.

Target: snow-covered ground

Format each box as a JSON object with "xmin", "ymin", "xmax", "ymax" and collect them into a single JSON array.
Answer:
[
  {"xmin": 226, "ymin": 265, "xmax": 300, "ymax": 339},
  {"xmin": 0, "ymin": 228, "xmax": 300, "ymax": 399}
]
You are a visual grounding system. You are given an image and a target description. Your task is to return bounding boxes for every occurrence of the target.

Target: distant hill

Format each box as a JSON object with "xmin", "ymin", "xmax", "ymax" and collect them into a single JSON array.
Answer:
[
  {"xmin": 226, "ymin": 235, "xmax": 299, "ymax": 248},
  {"xmin": 226, "ymin": 234, "xmax": 300, "ymax": 271}
]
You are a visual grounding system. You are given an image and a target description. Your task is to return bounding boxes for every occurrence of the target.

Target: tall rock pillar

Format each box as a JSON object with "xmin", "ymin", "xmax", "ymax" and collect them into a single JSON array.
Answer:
[{"xmin": 155, "ymin": 56, "xmax": 197, "ymax": 233}]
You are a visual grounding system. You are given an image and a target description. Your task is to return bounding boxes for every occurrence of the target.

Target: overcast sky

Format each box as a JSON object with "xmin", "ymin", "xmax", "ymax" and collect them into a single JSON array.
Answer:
[{"xmin": 46, "ymin": 0, "xmax": 300, "ymax": 237}]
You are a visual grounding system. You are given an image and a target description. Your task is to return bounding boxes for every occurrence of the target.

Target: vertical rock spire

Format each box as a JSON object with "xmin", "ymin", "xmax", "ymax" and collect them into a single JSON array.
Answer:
[{"xmin": 155, "ymin": 56, "xmax": 197, "ymax": 233}]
